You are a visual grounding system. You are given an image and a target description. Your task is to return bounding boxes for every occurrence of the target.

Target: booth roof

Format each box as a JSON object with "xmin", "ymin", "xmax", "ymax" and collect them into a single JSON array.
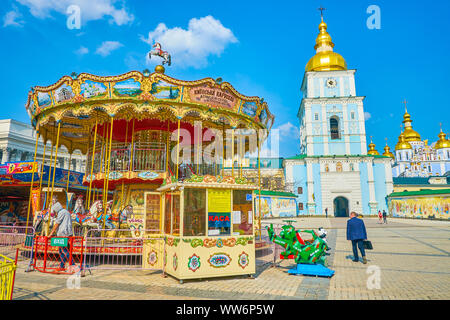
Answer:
[
  {"xmin": 253, "ymin": 190, "xmax": 297, "ymax": 198},
  {"xmin": 388, "ymin": 188, "xmax": 450, "ymax": 198}
]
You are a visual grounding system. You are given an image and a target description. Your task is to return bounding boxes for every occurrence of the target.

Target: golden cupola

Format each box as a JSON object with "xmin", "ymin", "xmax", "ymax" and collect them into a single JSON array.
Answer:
[
  {"xmin": 367, "ymin": 138, "xmax": 380, "ymax": 155},
  {"xmin": 382, "ymin": 143, "xmax": 395, "ymax": 159},
  {"xmin": 402, "ymin": 110, "xmax": 421, "ymax": 142},
  {"xmin": 305, "ymin": 15, "xmax": 348, "ymax": 72},
  {"xmin": 435, "ymin": 129, "xmax": 450, "ymax": 149},
  {"xmin": 395, "ymin": 131, "xmax": 412, "ymax": 150}
]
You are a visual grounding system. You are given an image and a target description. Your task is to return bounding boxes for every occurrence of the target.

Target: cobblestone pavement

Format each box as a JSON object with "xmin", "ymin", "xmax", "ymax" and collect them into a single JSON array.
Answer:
[{"xmin": 11, "ymin": 218, "xmax": 450, "ymax": 300}]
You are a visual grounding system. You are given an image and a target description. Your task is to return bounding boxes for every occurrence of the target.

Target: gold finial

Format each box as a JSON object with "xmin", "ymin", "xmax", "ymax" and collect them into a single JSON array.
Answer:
[
  {"xmin": 368, "ymin": 136, "xmax": 379, "ymax": 155},
  {"xmin": 154, "ymin": 65, "xmax": 165, "ymax": 74},
  {"xmin": 305, "ymin": 7, "xmax": 347, "ymax": 72}
]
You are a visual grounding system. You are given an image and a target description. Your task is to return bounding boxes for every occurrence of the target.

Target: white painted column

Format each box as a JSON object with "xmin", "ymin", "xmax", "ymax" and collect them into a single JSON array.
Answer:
[
  {"xmin": 358, "ymin": 101, "xmax": 367, "ymax": 155},
  {"xmin": 306, "ymin": 160, "xmax": 316, "ymax": 214},
  {"xmin": 305, "ymin": 104, "xmax": 314, "ymax": 156},
  {"xmin": 321, "ymin": 103, "xmax": 329, "ymax": 155},
  {"xmin": 285, "ymin": 162, "xmax": 294, "ymax": 193},
  {"xmin": 366, "ymin": 159, "xmax": 378, "ymax": 214},
  {"xmin": 339, "ymin": 76, "xmax": 344, "ymax": 97},
  {"xmin": 342, "ymin": 103, "xmax": 351, "ymax": 154},
  {"xmin": 384, "ymin": 160, "xmax": 394, "ymax": 195}
]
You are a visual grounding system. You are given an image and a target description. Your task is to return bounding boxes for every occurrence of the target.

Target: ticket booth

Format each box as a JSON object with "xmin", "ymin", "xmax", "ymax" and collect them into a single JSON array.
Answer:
[{"xmin": 142, "ymin": 182, "xmax": 256, "ymax": 282}]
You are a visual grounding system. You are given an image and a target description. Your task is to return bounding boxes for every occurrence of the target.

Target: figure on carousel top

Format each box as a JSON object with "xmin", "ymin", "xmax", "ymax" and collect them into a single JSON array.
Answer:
[{"xmin": 148, "ymin": 42, "xmax": 171, "ymax": 66}]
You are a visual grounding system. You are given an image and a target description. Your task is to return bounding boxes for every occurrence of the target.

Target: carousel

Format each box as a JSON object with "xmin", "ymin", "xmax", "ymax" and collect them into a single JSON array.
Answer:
[{"xmin": 24, "ymin": 46, "xmax": 274, "ymax": 280}]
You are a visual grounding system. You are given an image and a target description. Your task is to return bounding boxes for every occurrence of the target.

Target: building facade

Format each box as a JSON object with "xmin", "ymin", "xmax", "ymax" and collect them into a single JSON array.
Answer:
[
  {"xmin": 386, "ymin": 111, "xmax": 450, "ymax": 177},
  {"xmin": 284, "ymin": 15, "xmax": 393, "ymax": 217},
  {"xmin": 0, "ymin": 119, "xmax": 86, "ymax": 172}
]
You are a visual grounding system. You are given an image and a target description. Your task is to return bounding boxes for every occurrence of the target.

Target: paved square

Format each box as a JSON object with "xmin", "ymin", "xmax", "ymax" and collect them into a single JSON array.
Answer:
[{"xmin": 11, "ymin": 218, "xmax": 450, "ymax": 300}]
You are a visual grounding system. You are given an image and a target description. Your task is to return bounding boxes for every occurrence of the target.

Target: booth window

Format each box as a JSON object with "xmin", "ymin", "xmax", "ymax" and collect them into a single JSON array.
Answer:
[
  {"xmin": 164, "ymin": 193, "xmax": 180, "ymax": 236},
  {"xmin": 183, "ymin": 188, "xmax": 206, "ymax": 236},
  {"xmin": 207, "ymin": 189, "xmax": 231, "ymax": 236},
  {"xmin": 145, "ymin": 193, "xmax": 161, "ymax": 233},
  {"xmin": 232, "ymin": 190, "xmax": 253, "ymax": 235}
]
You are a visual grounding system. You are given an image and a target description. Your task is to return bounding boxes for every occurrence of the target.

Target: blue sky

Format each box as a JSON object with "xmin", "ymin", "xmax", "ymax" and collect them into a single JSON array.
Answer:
[{"xmin": 1, "ymin": 0, "xmax": 449, "ymax": 158}]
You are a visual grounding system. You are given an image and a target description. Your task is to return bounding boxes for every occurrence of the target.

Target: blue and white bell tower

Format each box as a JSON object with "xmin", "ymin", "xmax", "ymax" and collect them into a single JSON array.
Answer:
[{"xmin": 284, "ymin": 12, "xmax": 393, "ymax": 217}]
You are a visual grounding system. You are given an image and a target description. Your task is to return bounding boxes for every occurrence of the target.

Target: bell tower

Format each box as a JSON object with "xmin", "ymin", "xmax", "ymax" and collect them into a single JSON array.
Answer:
[{"xmin": 298, "ymin": 11, "xmax": 367, "ymax": 156}]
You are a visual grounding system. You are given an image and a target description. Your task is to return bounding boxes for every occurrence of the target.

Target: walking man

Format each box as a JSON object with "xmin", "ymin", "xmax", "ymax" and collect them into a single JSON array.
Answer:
[
  {"xmin": 346, "ymin": 211, "xmax": 367, "ymax": 264},
  {"xmin": 382, "ymin": 210, "xmax": 387, "ymax": 224},
  {"xmin": 325, "ymin": 208, "xmax": 328, "ymax": 218},
  {"xmin": 48, "ymin": 199, "xmax": 74, "ymax": 271}
]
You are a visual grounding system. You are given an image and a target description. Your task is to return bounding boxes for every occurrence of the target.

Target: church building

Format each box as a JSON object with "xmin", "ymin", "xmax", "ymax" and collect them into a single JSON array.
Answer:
[{"xmin": 284, "ymin": 14, "xmax": 393, "ymax": 217}]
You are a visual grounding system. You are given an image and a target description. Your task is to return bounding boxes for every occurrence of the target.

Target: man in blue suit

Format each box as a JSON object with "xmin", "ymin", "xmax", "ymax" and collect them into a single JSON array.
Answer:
[{"xmin": 347, "ymin": 211, "xmax": 368, "ymax": 264}]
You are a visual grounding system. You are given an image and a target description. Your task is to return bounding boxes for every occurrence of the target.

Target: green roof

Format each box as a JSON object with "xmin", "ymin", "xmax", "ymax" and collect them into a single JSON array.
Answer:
[
  {"xmin": 388, "ymin": 189, "xmax": 450, "ymax": 197},
  {"xmin": 253, "ymin": 190, "xmax": 297, "ymax": 197},
  {"xmin": 284, "ymin": 154, "xmax": 390, "ymax": 160}
]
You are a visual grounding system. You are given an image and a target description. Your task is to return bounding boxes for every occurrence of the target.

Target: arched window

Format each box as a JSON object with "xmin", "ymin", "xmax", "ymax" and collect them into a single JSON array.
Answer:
[
  {"xmin": 330, "ymin": 116, "xmax": 340, "ymax": 139},
  {"xmin": 336, "ymin": 162, "xmax": 343, "ymax": 172}
]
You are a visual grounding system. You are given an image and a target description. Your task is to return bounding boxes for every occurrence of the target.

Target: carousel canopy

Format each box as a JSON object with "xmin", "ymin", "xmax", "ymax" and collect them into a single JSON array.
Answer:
[{"xmin": 25, "ymin": 67, "xmax": 274, "ymax": 154}]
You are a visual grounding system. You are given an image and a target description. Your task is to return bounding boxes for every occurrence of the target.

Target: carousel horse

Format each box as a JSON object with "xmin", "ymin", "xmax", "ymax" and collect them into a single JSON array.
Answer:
[
  {"xmin": 72, "ymin": 197, "xmax": 99, "ymax": 235},
  {"xmin": 93, "ymin": 200, "xmax": 115, "ymax": 230},
  {"xmin": 148, "ymin": 42, "xmax": 171, "ymax": 66}
]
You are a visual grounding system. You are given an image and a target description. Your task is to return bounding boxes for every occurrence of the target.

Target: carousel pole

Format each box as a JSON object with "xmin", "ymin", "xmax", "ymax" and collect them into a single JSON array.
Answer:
[
  {"xmin": 45, "ymin": 126, "xmax": 55, "ymax": 209},
  {"xmin": 176, "ymin": 118, "xmax": 181, "ymax": 181},
  {"xmin": 222, "ymin": 124, "xmax": 225, "ymax": 176},
  {"xmin": 25, "ymin": 127, "xmax": 40, "ymax": 231},
  {"xmin": 129, "ymin": 119, "xmax": 135, "ymax": 173},
  {"xmin": 231, "ymin": 129, "xmax": 235, "ymax": 178},
  {"xmin": 83, "ymin": 129, "xmax": 92, "ymax": 200},
  {"xmin": 120, "ymin": 120, "xmax": 129, "ymax": 211},
  {"xmin": 102, "ymin": 122, "xmax": 110, "ymax": 207},
  {"xmin": 257, "ymin": 130, "xmax": 262, "ymax": 241},
  {"xmin": 65, "ymin": 153, "xmax": 72, "ymax": 193},
  {"xmin": 49, "ymin": 121, "xmax": 62, "ymax": 208},
  {"xmin": 102, "ymin": 116, "xmax": 114, "ymax": 233},
  {"xmin": 38, "ymin": 134, "xmax": 47, "ymax": 194},
  {"xmin": 166, "ymin": 120, "xmax": 170, "ymax": 174},
  {"xmin": 87, "ymin": 118, "xmax": 98, "ymax": 209}
]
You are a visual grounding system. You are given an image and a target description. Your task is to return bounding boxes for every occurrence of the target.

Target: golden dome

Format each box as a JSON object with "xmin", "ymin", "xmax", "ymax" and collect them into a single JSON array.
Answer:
[
  {"xmin": 154, "ymin": 65, "xmax": 165, "ymax": 74},
  {"xmin": 402, "ymin": 111, "xmax": 421, "ymax": 142},
  {"xmin": 435, "ymin": 130, "xmax": 450, "ymax": 149},
  {"xmin": 367, "ymin": 139, "xmax": 380, "ymax": 155},
  {"xmin": 305, "ymin": 18, "xmax": 347, "ymax": 72},
  {"xmin": 395, "ymin": 132, "xmax": 412, "ymax": 150},
  {"xmin": 382, "ymin": 145, "xmax": 395, "ymax": 159}
]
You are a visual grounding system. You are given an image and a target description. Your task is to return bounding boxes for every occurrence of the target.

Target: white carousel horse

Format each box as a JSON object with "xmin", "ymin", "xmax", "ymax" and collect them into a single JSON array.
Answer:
[{"xmin": 148, "ymin": 42, "xmax": 171, "ymax": 66}]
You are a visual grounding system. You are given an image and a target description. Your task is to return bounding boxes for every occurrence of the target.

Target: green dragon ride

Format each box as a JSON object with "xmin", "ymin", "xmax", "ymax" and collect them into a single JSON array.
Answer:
[{"xmin": 266, "ymin": 223, "xmax": 330, "ymax": 266}]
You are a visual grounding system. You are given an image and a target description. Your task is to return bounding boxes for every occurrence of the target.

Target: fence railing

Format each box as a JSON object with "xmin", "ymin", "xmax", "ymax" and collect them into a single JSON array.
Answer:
[
  {"xmin": 33, "ymin": 236, "xmax": 84, "ymax": 275},
  {"xmin": 82, "ymin": 229, "xmax": 166, "ymax": 275},
  {"xmin": 0, "ymin": 253, "xmax": 17, "ymax": 300},
  {"xmin": 0, "ymin": 225, "xmax": 35, "ymax": 263}
]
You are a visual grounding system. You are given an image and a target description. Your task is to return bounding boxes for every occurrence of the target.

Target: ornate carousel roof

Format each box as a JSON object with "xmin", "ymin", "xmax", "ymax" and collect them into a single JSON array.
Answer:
[{"xmin": 25, "ymin": 66, "xmax": 274, "ymax": 154}]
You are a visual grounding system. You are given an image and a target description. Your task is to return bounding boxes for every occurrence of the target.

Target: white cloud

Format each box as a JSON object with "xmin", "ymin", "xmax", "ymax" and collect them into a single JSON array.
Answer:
[
  {"xmin": 15, "ymin": 0, "xmax": 134, "ymax": 26},
  {"xmin": 364, "ymin": 112, "xmax": 372, "ymax": 121},
  {"xmin": 277, "ymin": 122, "xmax": 299, "ymax": 140},
  {"xmin": 3, "ymin": 5, "xmax": 24, "ymax": 27},
  {"xmin": 75, "ymin": 46, "xmax": 89, "ymax": 55},
  {"xmin": 141, "ymin": 15, "xmax": 238, "ymax": 68},
  {"xmin": 95, "ymin": 41, "xmax": 123, "ymax": 57}
]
